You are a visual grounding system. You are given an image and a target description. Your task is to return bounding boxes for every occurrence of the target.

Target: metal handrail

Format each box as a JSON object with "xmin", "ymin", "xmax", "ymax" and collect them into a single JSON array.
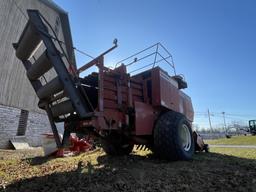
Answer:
[
  {"xmin": 126, "ymin": 52, "xmax": 156, "ymax": 67},
  {"xmin": 129, "ymin": 55, "xmax": 171, "ymax": 74},
  {"xmin": 114, "ymin": 42, "xmax": 176, "ymax": 75},
  {"xmin": 114, "ymin": 43, "xmax": 158, "ymax": 67}
]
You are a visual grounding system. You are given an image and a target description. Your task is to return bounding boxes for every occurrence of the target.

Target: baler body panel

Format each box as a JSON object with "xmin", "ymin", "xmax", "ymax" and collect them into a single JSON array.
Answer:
[
  {"xmin": 13, "ymin": 10, "xmax": 194, "ymax": 148},
  {"xmin": 151, "ymin": 67, "xmax": 194, "ymax": 122},
  {"xmin": 132, "ymin": 67, "xmax": 194, "ymax": 127},
  {"xmin": 134, "ymin": 101, "xmax": 155, "ymax": 135}
]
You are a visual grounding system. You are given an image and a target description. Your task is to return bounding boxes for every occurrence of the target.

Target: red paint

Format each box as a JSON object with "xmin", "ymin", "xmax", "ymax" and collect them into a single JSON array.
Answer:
[
  {"xmin": 66, "ymin": 58, "xmax": 193, "ymax": 144},
  {"xmin": 135, "ymin": 101, "xmax": 155, "ymax": 135}
]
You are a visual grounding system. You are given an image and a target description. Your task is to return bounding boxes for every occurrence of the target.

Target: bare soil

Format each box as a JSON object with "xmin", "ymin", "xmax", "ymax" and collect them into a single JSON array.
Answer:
[{"xmin": 0, "ymin": 148, "xmax": 256, "ymax": 192}]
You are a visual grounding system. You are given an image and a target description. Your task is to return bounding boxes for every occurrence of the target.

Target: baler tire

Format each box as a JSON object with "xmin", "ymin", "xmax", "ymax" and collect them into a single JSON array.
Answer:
[
  {"xmin": 101, "ymin": 137, "xmax": 134, "ymax": 156},
  {"xmin": 154, "ymin": 111, "xmax": 194, "ymax": 160}
]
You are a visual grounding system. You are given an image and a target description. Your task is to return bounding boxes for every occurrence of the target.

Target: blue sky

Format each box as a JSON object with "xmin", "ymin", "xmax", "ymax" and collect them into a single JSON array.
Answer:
[{"xmin": 54, "ymin": 0, "xmax": 256, "ymax": 129}]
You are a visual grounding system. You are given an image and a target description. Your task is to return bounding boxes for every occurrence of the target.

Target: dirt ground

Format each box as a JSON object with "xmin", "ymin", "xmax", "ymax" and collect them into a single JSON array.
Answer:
[{"xmin": 0, "ymin": 148, "xmax": 256, "ymax": 192}]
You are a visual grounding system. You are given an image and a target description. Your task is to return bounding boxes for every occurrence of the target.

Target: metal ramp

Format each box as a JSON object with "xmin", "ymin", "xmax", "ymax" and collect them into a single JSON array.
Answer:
[
  {"xmin": 13, "ymin": 10, "xmax": 91, "ymax": 148},
  {"xmin": 9, "ymin": 136, "xmax": 30, "ymax": 150}
]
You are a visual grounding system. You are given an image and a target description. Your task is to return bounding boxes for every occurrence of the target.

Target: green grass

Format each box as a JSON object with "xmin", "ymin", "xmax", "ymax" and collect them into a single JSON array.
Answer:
[
  {"xmin": 205, "ymin": 135, "xmax": 256, "ymax": 145},
  {"xmin": 210, "ymin": 147, "xmax": 256, "ymax": 159}
]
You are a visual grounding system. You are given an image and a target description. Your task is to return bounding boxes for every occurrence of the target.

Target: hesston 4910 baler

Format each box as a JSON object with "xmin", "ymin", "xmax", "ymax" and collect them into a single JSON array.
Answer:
[{"xmin": 13, "ymin": 10, "xmax": 200, "ymax": 160}]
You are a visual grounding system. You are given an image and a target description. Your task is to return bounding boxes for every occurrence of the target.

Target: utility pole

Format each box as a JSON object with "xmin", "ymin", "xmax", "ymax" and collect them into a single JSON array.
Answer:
[
  {"xmin": 207, "ymin": 109, "xmax": 213, "ymax": 132},
  {"xmin": 222, "ymin": 112, "xmax": 227, "ymax": 135}
]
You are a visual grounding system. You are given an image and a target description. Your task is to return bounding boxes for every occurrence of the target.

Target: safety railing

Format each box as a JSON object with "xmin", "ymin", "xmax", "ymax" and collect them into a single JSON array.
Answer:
[{"xmin": 114, "ymin": 43, "xmax": 176, "ymax": 75}]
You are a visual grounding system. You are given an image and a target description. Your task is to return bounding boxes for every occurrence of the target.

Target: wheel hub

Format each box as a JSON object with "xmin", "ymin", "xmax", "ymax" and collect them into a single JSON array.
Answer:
[{"xmin": 179, "ymin": 124, "xmax": 191, "ymax": 152}]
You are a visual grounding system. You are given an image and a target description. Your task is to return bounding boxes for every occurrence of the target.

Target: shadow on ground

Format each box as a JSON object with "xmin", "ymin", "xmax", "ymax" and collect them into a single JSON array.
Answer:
[{"xmin": 2, "ymin": 152, "xmax": 256, "ymax": 192}]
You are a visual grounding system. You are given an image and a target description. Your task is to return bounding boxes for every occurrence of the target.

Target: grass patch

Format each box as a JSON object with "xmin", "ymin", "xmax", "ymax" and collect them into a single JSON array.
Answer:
[
  {"xmin": 210, "ymin": 147, "xmax": 256, "ymax": 159},
  {"xmin": 206, "ymin": 135, "xmax": 256, "ymax": 145}
]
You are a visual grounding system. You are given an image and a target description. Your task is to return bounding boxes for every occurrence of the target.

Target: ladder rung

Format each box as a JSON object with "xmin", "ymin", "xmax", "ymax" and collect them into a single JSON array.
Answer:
[
  {"xmin": 51, "ymin": 100, "xmax": 74, "ymax": 117},
  {"xmin": 27, "ymin": 51, "xmax": 52, "ymax": 80},
  {"xmin": 15, "ymin": 22, "xmax": 41, "ymax": 60},
  {"xmin": 50, "ymin": 91, "xmax": 66, "ymax": 103},
  {"xmin": 37, "ymin": 77, "xmax": 63, "ymax": 99}
]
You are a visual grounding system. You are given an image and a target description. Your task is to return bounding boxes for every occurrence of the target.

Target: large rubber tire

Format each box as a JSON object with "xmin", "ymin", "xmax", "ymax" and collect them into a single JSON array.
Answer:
[
  {"xmin": 154, "ymin": 111, "xmax": 194, "ymax": 160},
  {"xmin": 101, "ymin": 133, "xmax": 134, "ymax": 156}
]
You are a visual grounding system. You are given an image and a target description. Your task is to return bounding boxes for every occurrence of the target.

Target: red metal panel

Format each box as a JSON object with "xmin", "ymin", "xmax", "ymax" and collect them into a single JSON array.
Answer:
[
  {"xmin": 152, "ymin": 68, "xmax": 179, "ymax": 110},
  {"xmin": 104, "ymin": 99, "xmax": 119, "ymax": 109},
  {"xmin": 135, "ymin": 101, "xmax": 155, "ymax": 135},
  {"xmin": 179, "ymin": 91, "xmax": 194, "ymax": 122},
  {"xmin": 104, "ymin": 75, "xmax": 116, "ymax": 83},
  {"xmin": 104, "ymin": 81, "xmax": 116, "ymax": 89},
  {"xmin": 104, "ymin": 90, "xmax": 117, "ymax": 100},
  {"xmin": 159, "ymin": 70, "xmax": 180, "ymax": 112},
  {"xmin": 131, "ymin": 83, "xmax": 142, "ymax": 90},
  {"xmin": 131, "ymin": 88, "xmax": 143, "ymax": 97},
  {"xmin": 151, "ymin": 67, "xmax": 193, "ymax": 122},
  {"xmin": 103, "ymin": 109, "xmax": 125, "ymax": 129},
  {"xmin": 151, "ymin": 68, "xmax": 161, "ymax": 106},
  {"xmin": 132, "ymin": 95, "xmax": 144, "ymax": 103},
  {"xmin": 103, "ymin": 84, "xmax": 142, "ymax": 97}
]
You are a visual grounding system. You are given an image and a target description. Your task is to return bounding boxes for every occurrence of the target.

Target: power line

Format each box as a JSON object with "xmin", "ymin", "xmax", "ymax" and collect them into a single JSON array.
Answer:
[
  {"xmin": 195, "ymin": 111, "xmax": 255, "ymax": 118},
  {"xmin": 225, "ymin": 113, "xmax": 256, "ymax": 118}
]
